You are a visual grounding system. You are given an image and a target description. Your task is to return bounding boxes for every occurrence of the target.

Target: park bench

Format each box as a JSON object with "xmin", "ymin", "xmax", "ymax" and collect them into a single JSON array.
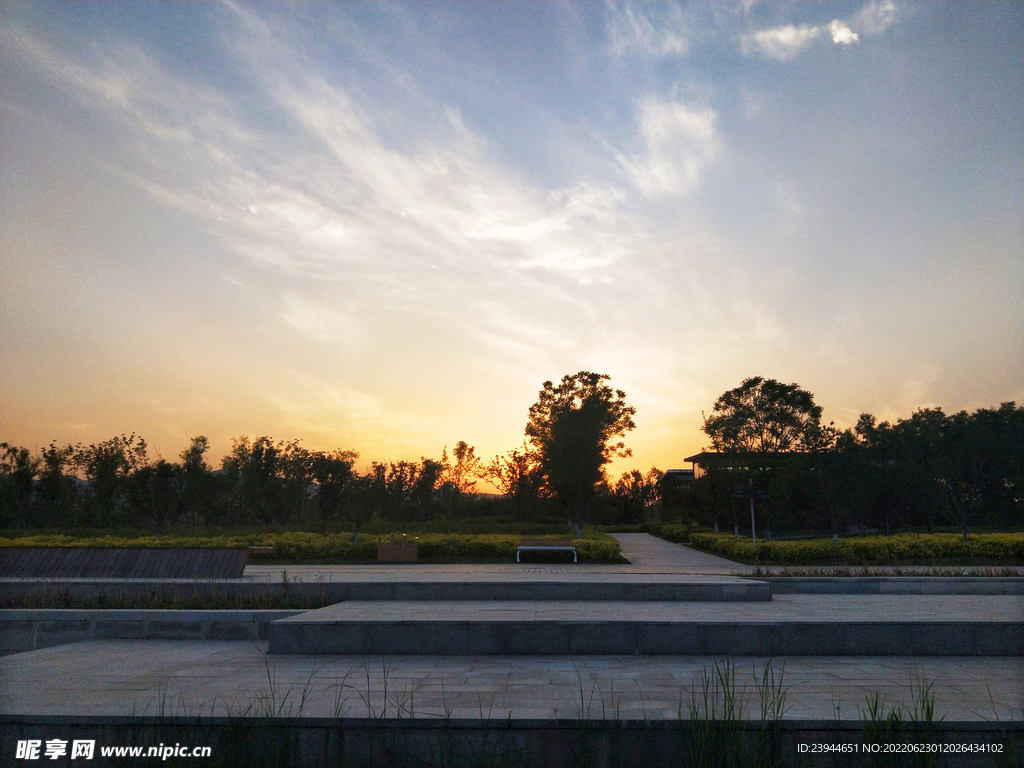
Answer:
[{"xmin": 516, "ymin": 537, "xmax": 577, "ymax": 563}]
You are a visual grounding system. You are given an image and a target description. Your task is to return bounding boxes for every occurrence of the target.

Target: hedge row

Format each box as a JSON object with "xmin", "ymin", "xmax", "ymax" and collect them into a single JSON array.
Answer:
[
  {"xmin": 601, "ymin": 523, "xmax": 706, "ymax": 542},
  {"xmin": 648, "ymin": 522, "xmax": 702, "ymax": 544},
  {"xmin": 0, "ymin": 531, "xmax": 625, "ymax": 564},
  {"xmin": 688, "ymin": 532, "xmax": 1024, "ymax": 565}
]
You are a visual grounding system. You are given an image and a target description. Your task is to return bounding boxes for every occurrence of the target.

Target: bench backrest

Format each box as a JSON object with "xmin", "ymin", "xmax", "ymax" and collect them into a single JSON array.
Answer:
[{"xmin": 519, "ymin": 537, "xmax": 574, "ymax": 547}]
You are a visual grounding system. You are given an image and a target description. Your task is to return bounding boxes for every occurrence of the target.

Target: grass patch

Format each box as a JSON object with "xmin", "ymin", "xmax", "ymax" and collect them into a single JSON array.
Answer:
[{"xmin": 744, "ymin": 565, "xmax": 1022, "ymax": 578}]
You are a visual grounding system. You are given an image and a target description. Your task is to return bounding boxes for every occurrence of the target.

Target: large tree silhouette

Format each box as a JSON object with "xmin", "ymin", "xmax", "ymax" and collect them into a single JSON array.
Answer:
[
  {"xmin": 702, "ymin": 377, "xmax": 829, "ymax": 540},
  {"xmin": 526, "ymin": 371, "xmax": 636, "ymax": 536},
  {"xmin": 702, "ymin": 376, "xmax": 825, "ymax": 454}
]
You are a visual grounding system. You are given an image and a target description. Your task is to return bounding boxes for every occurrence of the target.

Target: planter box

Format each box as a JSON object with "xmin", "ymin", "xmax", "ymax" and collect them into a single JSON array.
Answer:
[{"xmin": 377, "ymin": 541, "xmax": 418, "ymax": 563}]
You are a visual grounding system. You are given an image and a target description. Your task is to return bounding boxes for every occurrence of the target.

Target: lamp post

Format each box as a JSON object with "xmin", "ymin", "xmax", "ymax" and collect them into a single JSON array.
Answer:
[
  {"xmin": 748, "ymin": 477, "xmax": 756, "ymax": 545},
  {"xmin": 733, "ymin": 480, "xmax": 769, "ymax": 544}
]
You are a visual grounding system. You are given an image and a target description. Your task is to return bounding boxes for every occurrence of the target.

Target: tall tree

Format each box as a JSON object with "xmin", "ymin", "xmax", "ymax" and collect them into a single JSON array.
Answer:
[
  {"xmin": 525, "ymin": 371, "xmax": 636, "ymax": 536},
  {"xmin": 127, "ymin": 458, "xmax": 179, "ymax": 539},
  {"xmin": 484, "ymin": 442, "xmax": 542, "ymax": 520},
  {"xmin": 439, "ymin": 441, "xmax": 483, "ymax": 515},
  {"xmin": 72, "ymin": 434, "xmax": 149, "ymax": 527},
  {"xmin": 221, "ymin": 436, "xmax": 280, "ymax": 525},
  {"xmin": 311, "ymin": 449, "xmax": 359, "ymax": 530},
  {"xmin": 702, "ymin": 377, "xmax": 825, "ymax": 454},
  {"xmin": 36, "ymin": 442, "xmax": 79, "ymax": 526},
  {"xmin": 702, "ymin": 377, "xmax": 827, "ymax": 540},
  {"xmin": 609, "ymin": 467, "xmax": 663, "ymax": 525},
  {"xmin": 179, "ymin": 436, "xmax": 213, "ymax": 528},
  {"xmin": 0, "ymin": 443, "xmax": 39, "ymax": 528}
]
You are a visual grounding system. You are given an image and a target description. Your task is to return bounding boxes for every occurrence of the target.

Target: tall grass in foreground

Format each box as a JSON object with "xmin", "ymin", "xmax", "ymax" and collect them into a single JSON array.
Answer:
[{"xmin": 117, "ymin": 653, "xmax": 1021, "ymax": 767}]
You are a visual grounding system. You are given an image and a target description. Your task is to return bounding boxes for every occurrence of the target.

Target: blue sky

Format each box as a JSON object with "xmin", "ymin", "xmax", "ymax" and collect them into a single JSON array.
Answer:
[{"xmin": 2, "ymin": 0, "xmax": 1022, "ymax": 476}]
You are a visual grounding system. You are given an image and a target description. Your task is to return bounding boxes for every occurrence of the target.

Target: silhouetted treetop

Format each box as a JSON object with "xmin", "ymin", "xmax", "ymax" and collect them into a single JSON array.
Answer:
[{"xmin": 702, "ymin": 376, "xmax": 825, "ymax": 453}]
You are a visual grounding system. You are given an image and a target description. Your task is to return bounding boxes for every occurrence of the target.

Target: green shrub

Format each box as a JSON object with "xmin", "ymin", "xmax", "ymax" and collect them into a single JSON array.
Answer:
[
  {"xmin": 648, "ymin": 522, "xmax": 705, "ymax": 544},
  {"xmin": 0, "ymin": 530, "xmax": 625, "ymax": 563},
  {"xmin": 599, "ymin": 523, "xmax": 651, "ymax": 533},
  {"xmin": 687, "ymin": 532, "xmax": 1024, "ymax": 565}
]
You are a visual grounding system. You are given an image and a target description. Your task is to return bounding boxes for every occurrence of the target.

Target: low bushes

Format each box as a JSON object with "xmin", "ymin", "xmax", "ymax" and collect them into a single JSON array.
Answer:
[
  {"xmin": 0, "ymin": 530, "xmax": 625, "ymax": 564},
  {"xmin": 601, "ymin": 522, "xmax": 706, "ymax": 543},
  {"xmin": 688, "ymin": 532, "xmax": 1024, "ymax": 565}
]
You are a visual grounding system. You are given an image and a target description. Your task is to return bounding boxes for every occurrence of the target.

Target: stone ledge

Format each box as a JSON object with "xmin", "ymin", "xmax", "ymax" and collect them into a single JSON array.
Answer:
[{"xmin": 0, "ymin": 610, "xmax": 302, "ymax": 654}]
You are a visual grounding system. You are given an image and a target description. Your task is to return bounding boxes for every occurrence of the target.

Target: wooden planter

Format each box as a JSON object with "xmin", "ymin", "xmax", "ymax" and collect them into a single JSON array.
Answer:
[{"xmin": 377, "ymin": 541, "xmax": 418, "ymax": 563}]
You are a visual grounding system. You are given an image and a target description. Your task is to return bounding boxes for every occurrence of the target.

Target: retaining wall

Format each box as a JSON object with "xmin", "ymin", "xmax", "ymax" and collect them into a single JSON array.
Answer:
[
  {"xmin": 0, "ymin": 610, "xmax": 301, "ymax": 654},
  {"xmin": 765, "ymin": 577, "xmax": 1024, "ymax": 595},
  {"xmin": 3, "ymin": 715, "xmax": 1021, "ymax": 768}
]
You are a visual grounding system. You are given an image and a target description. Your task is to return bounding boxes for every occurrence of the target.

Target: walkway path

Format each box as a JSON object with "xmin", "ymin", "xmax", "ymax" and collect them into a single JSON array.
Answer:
[
  {"xmin": 2, "ymin": 640, "xmax": 1020, "ymax": 722},
  {"xmin": 612, "ymin": 533, "xmax": 755, "ymax": 572}
]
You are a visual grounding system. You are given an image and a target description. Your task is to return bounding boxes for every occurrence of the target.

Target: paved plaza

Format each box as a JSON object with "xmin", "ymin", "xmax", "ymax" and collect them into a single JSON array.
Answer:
[
  {"xmin": 1, "ymin": 535, "xmax": 1021, "ymax": 724},
  {"xmin": 2, "ymin": 640, "xmax": 1022, "ymax": 722}
]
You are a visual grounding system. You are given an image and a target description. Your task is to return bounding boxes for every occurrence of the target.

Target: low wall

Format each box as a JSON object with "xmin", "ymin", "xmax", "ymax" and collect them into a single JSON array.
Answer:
[
  {"xmin": 0, "ymin": 609, "xmax": 301, "ymax": 654},
  {"xmin": 4, "ymin": 576, "xmax": 1022, "ymax": 607},
  {"xmin": 765, "ymin": 577, "xmax": 1024, "ymax": 595},
  {"xmin": 3, "ymin": 715, "xmax": 1021, "ymax": 768}
]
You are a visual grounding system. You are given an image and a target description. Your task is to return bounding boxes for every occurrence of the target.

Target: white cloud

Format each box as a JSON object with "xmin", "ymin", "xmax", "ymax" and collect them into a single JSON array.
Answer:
[
  {"xmin": 828, "ymin": 20, "xmax": 859, "ymax": 46},
  {"xmin": 741, "ymin": 24, "xmax": 822, "ymax": 60},
  {"xmin": 606, "ymin": 1, "xmax": 690, "ymax": 58},
  {"xmin": 741, "ymin": 3, "xmax": 889, "ymax": 61},
  {"xmin": 855, "ymin": 0, "xmax": 898, "ymax": 36},
  {"xmin": 618, "ymin": 97, "xmax": 721, "ymax": 198}
]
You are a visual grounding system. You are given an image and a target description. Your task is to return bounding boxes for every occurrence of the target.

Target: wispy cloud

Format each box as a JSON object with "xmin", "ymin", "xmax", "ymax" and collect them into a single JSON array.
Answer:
[
  {"xmin": 855, "ymin": 0, "xmax": 898, "ymax": 36},
  {"xmin": 740, "ymin": 22, "xmax": 856, "ymax": 60},
  {"xmin": 605, "ymin": 1, "xmax": 691, "ymax": 58},
  {"xmin": 281, "ymin": 294, "xmax": 362, "ymax": 348},
  {"xmin": 617, "ymin": 96, "xmax": 721, "ymax": 197},
  {"xmin": 14, "ymin": 0, "xmax": 1009, "ymax": 471},
  {"xmin": 0, "ymin": 8, "xmax": 767, "ymax": 392},
  {"xmin": 741, "ymin": 24, "xmax": 822, "ymax": 60}
]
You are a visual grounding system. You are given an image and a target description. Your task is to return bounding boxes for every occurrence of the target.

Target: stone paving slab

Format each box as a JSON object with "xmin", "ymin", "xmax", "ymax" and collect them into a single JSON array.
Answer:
[
  {"xmin": 1, "ymin": 640, "xmax": 1020, "ymax": 722},
  {"xmin": 273, "ymin": 595, "xmax": 1024, "ymax": 623},
  {"xmin": 266, "ymin": 595, "xmax": 1024, "ymax": 656}
]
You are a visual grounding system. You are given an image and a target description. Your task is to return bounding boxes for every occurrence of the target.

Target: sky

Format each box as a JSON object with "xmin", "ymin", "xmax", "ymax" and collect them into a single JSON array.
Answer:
[{"xmin": 1, "ymin": 0, "xmax": 1022, "ymax": 481}]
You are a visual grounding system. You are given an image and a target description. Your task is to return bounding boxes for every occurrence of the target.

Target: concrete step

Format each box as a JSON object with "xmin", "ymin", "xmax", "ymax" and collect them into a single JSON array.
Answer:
[
  {"xmin": 297, "ymin": 575, "xmax": 771, "ymax": 602},
  {"xmin": 0, "ymin": 575, "xmax": 770, "ymax": 604},
  {"xmin": 268, "ymin": 595, "xmax": 1024, "ymax": 656}
]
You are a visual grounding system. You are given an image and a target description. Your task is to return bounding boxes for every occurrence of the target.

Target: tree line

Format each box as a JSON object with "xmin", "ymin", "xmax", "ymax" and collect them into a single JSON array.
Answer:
[
  {"xmin": 693, "ymin": 377, "xmax": 1024, "ymax": 538},
  {"xmin": 1, "ymin": 373, "xmax": 1021, "ymax": 537}
]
